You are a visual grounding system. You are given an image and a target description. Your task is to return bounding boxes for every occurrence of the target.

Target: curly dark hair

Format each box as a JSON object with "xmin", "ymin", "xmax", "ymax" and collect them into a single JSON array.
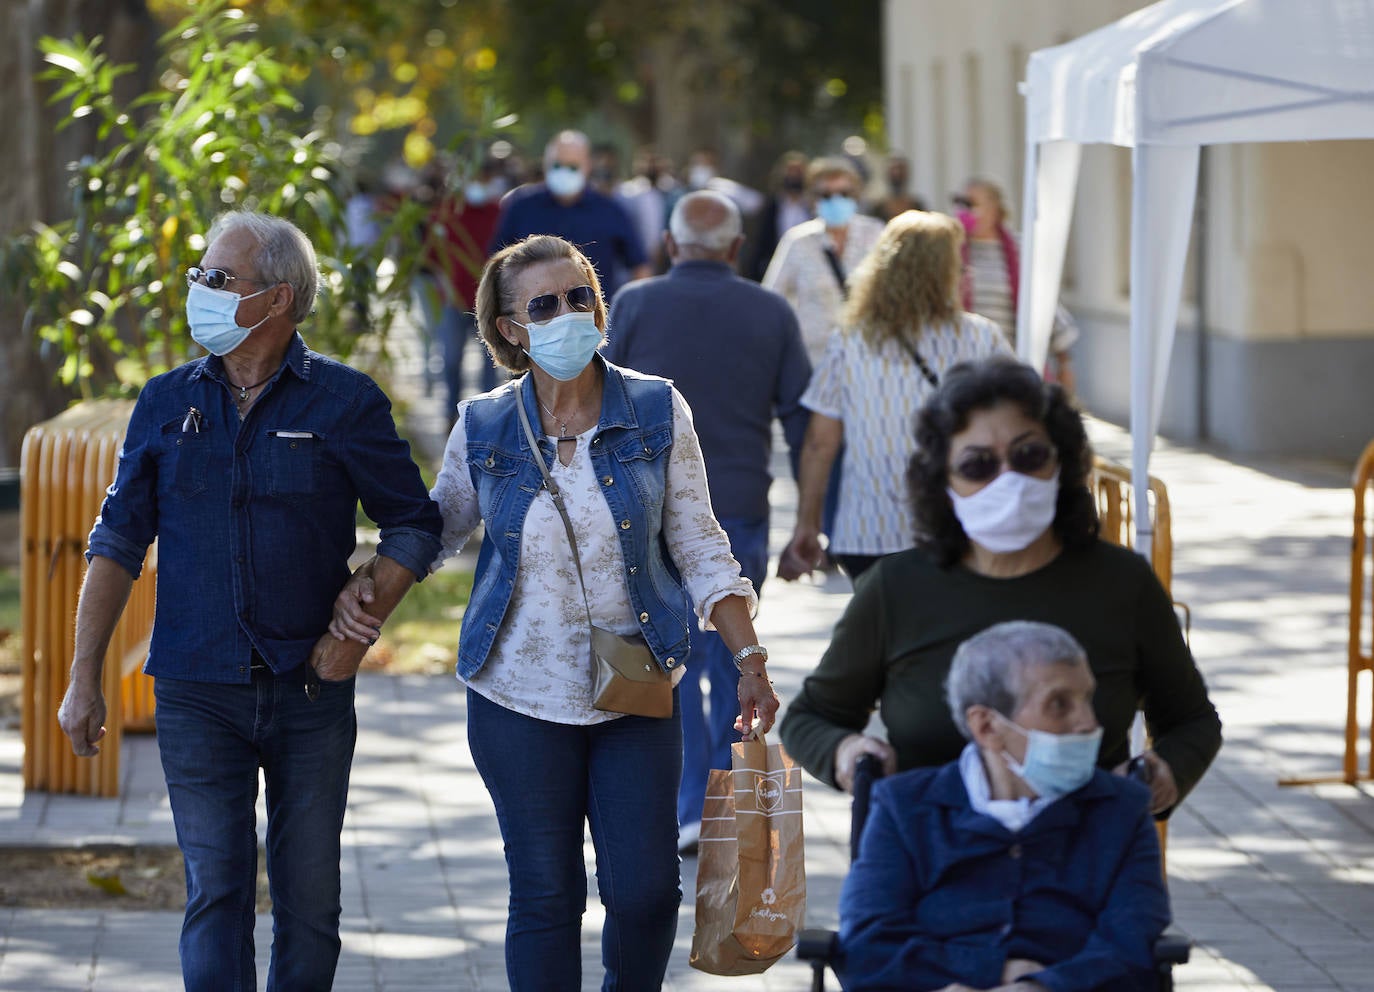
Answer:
[{"xmin": 907, "ymin": 355, "xmax": 1098, "ymax": 566}]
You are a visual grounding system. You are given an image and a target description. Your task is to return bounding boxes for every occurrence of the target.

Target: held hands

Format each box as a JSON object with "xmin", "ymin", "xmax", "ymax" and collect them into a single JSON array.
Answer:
[
  {"xmin": 329, "ymin": 571, "xmax": 381, "ymax": 646},
  {"xmin": 834, "ymin": 733, "xmax": 898, "ymax": 793},
  {"xmin": 309, "ymin": 630, "xmax": 369, "ymax": 682},
  {"xmin": 57, "ymin": 679, "xmax": 107, "ymax": 757},
  {"xmin": 1112, "ymin": 749, "xmax": 1179, "ymax": 814},
  {"xmin": 934, "ymin": 965, "xmax": 1047, "ymax": 992}
]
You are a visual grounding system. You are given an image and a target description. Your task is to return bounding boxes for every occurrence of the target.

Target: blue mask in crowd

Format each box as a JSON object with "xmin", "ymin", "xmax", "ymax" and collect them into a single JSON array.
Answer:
[
  {"xmin": 998, "ymin": 715, "xmax": 1102, "ymax": 800},
  {"xmin": 186, "ymin": 281, "xmax": 274, "ymax": 356},
  {"xmin": 817, "ymin": 194, "xmax": 858, "ymax": 228},
  {"xmin": 514, "ymin": 311, "xmax": 603, "ymax": 381}
]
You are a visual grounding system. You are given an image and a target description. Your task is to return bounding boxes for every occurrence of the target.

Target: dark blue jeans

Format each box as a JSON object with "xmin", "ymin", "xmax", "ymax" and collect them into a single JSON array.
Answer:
[
  {"xmin": 154, "ymin": 666, "xmax": 357, "ymax": 992},
  {"xmin": 467, "ymin": 686, "xmax": 683, "ymax": 991},
  {"xmin": 677, "ymin": 515, "xmax": 769, "ymax": 827}
]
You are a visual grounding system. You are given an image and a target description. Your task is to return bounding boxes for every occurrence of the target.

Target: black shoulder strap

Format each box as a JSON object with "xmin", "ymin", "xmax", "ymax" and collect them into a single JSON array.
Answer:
[
  {"xmin": 822, "ymin": 245, "xmax": 848, "ymax": 299},
  {"xmin": 895, "ymin": 334, "xmax": 940, "ymax": 388}
]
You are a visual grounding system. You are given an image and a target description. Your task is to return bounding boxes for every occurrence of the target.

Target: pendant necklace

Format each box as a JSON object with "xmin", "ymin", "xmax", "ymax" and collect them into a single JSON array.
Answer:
[
  {"xmin": 538, "ymin": 396, "xmax": 577, "ymax": 439},
  {"xmin": 228, "ymin": 373, "xmax": 273, "ymax": 403}
]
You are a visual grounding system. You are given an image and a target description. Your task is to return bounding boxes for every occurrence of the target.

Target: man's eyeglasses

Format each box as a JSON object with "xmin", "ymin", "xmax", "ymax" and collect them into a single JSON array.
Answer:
[
  {"xmin": 816, "ymin": 191, "xmax": 854, "ymax": 201},
  {"xmin": 950, "ymin": 440, "xmax": 1056, "ymax": 484},
  {"xmin": 509, "ymin": 285, "xmax": 597, "ymax": 325},
  {"xmin": 185, "ymin": 267, "xmax": 264, "ymax": 291}
]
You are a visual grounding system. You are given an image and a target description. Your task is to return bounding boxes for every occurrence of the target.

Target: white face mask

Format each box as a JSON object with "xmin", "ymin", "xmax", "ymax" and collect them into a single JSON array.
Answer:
[
  {"xmin": 948, "ymin": 469, "xmax": 1060, "ymax": 553},
  {"xmin": 545, "ymin": 165, "xmax": 586, "ymax": 199}
]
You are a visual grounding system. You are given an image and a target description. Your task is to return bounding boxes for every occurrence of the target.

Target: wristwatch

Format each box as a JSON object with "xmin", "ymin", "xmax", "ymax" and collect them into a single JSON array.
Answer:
[{"xmin": 732, "ymin": 644, "xmax": 769, "ymax": 673}]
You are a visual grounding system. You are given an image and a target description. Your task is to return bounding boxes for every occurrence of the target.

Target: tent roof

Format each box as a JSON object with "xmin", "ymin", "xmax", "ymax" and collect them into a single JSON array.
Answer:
[{"xmin": 1025, "ymin": 0, "xmax": 1374, "ymax": 147}]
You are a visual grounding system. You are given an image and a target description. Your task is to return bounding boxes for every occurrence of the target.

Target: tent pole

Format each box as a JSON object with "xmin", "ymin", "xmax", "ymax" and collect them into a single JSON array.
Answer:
[{"xmin": 1195, "ymin": 147, "xmax": 1210, "ymax": 443}]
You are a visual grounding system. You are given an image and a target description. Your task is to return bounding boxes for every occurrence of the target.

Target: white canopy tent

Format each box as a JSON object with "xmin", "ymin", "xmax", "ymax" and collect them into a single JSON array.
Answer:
[{"xmin": 1017, "ymin": 0, "xmax": 1374, "ymax": 557}]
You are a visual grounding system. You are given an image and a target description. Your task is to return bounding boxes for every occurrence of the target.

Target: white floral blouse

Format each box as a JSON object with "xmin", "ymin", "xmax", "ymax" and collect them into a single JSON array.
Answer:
[{"xmin": 431, "ymin": 385, "xmax": 756, "ymax": 724}]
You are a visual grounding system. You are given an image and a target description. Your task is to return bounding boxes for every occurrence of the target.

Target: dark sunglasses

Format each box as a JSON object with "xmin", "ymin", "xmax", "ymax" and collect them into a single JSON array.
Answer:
[
  {"xmin": 510, "ymin": 284, "xmax": 597, "ymax": 324},
  {"xmin": 950, "ymin": 440, "xmax": 1056, "ymax": 484},
  {"xmin": 816, "ymin": 190, "xmax": 854, "ymax": 201},
  {"xmin": 186, "ymin": 266, "xmax": 264, "ymax": 291}
]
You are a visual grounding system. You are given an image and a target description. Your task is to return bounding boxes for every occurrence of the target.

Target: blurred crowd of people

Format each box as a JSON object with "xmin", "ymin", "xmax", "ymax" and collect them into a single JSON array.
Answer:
[{"xmin": 340, "ymin": 134, "xmax": 1033, "ymax": 416}]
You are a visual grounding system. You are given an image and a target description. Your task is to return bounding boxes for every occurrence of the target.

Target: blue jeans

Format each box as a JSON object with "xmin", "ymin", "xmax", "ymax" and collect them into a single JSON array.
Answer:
[
  {"xmin": 466, "ymin": 687, "xmax": 683, "ymax": 991},
  {"xmin": 155, "ymin": 666, "xmax": 357, "ymax": 992},
  {"xmin": 439, "ymin": 306, "xmax": 501, "ymax": 418},
  {"xmin": 678, "ymin": 516, "xmax": 769, "ymax": 827}
]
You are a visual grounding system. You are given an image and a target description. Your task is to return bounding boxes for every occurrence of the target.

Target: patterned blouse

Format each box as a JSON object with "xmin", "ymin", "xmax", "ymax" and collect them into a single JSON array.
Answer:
[
  {"xmin": 762, "ymin": 215, "xmax": 886, "ymax": 364},
  {"xmin": 431, "ymin": 386, "xmax": 756, "ymax": 724},
  {"xmin": 802, "ymin": 314, "xmax": 1012, "ymax": 555}
]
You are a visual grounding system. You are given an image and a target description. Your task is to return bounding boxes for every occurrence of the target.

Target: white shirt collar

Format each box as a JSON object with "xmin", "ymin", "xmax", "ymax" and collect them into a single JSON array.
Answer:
[{"xmin": 958, "ymin": 742, "xmax": 1055, "ymax": 833}]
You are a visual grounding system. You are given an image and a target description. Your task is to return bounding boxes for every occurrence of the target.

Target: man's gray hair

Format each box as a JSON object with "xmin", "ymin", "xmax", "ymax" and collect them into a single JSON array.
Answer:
[
  {"xmin": 669, "ymin": 190, "xmax": 742, "ymax": 251},
  {"xmin": 207, "ymin": 212, "xmax": 319, "ymax": 324},
  {"xmin": 944, "ymin": 621, "xmax": 1088, "ymax": 740},
  {"xmin": 543, "ymin": 129, "xmax": 590, "ymax": 170}
]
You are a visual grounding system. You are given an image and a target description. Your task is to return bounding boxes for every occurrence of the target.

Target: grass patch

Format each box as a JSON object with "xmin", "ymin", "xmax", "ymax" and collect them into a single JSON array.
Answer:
[
  {"xmin": 361, "ymin": 561, "xmax": 472, "ymax": 676},
  {"xmin": 0, "ymin": 566, "xmax": 18, "ymax": 640}
]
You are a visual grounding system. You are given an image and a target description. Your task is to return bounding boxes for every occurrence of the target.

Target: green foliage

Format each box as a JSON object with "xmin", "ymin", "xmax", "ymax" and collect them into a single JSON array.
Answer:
[{"xmin": 2, "ymin": 0, "xmax": 430, "ymax": 395}]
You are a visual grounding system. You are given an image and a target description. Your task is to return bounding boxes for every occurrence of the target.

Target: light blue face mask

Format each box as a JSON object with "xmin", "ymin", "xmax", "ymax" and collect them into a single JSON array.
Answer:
[
  {"xmin": 186, "ymin": 281, "xmax": 273, "ymax": 356},
  {"xmin": 816, "ymin": 194, "xmax": 858, "ymax": 228},
  {"xmin": 513, "ymin": 311, "xmax": 603, "ymax": 381},
  {"xmin": 998, "ymin": 715, "xmax": 1102, "ymax": 800}
]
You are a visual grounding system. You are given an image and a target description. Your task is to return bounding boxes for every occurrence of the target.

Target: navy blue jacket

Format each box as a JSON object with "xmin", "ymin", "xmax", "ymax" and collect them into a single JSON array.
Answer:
[
  {"xmin": 837, "ymin": 763, "xmax": 1169, "ymax": 992},
  {"xmin": 606, "ymin": 260, "xmax": 812, "ymax": 521},
  {"xmin": 88, "ymin": 334, "xmax": 442, "ymax": 681},
  {"xmin": 491, "ymin": 184, "xmax": 647, "ymax": 299}
]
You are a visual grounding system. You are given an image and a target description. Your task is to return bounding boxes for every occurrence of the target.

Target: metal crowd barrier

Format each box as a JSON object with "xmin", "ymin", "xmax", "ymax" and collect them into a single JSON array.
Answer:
[{"xmin": 20, "ymin": 400, "xmax": 156, "ymax": 797}]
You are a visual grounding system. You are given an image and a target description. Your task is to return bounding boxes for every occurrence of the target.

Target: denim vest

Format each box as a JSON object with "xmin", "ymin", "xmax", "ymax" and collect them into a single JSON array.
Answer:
[{"xmin": 456, "ymin": 359, "xmax": 692, "ymax": 680}]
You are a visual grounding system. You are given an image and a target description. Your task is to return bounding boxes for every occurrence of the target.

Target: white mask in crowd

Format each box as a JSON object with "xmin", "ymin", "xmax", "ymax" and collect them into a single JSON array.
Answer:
[
  {"xmin": 948, "ymin": 469, "xmax": 1060, "ymax": 553},
  {"xmin": 186, "ymin": 282, "xmax": 274, "ymax": 356},
  {"xmin": 464, "ymin": 181, "xmax": 494, "ymax": 206},
  {"xmin": 688, "ymin": 164, "xmax": 716, "ymax": 189},
  {"xmin": 545, "ymin": 164, "xmax": 586, "ymax": 199}
]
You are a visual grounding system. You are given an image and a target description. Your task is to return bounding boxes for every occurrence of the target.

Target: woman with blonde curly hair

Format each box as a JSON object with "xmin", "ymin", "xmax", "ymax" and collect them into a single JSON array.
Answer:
[{"xmin": 779, "ymin": 210, "xmax": 1011, "ymax": 581}]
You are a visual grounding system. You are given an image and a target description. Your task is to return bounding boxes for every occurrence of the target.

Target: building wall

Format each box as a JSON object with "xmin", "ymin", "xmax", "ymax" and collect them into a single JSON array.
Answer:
[{"xmin": 883, "ymin": 0, "xmax": 1374, "ymax": 461}]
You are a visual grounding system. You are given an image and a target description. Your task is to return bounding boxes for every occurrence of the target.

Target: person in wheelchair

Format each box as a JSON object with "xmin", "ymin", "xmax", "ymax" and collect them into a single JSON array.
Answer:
[{"xmin": 836, "ymin": 621, "xmax": 1169, "ymax": 992}]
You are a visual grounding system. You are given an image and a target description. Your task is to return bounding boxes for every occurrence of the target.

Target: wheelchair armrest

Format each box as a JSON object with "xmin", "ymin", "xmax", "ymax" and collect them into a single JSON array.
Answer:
[
  {"xmin": 796, "ymin": 928, "xmax": 840, "ymax": 962},
  {"xmin": 1154, "ymin": 926, "xmax": 1191, "ymax": 966}
]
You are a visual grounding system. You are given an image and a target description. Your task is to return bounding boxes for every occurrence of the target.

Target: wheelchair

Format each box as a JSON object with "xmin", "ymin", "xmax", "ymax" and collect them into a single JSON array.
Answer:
[{"xmin": 796, "ymin": 755, "xmax": 1191, "ymax": 991}]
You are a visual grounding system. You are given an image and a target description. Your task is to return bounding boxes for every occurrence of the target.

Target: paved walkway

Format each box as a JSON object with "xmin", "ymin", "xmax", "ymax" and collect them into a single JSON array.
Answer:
[{"xmin": 3, "ymin": 329, "xmax": 1374, "ymax": 990}]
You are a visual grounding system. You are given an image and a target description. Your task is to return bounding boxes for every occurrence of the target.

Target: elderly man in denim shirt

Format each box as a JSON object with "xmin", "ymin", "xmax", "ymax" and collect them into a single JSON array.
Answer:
[{"xmin": 58, "ymin": 211, "xmax": 443, "ymax": 991}]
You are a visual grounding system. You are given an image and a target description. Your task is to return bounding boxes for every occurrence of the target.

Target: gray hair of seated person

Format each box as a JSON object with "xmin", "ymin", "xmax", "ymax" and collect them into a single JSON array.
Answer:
[
  {"xmin": 207, "ymin": 211, "xmax": 319, "ymax": 324},
  {"xmin": 945, "ymin": 621, "xmax": 1089, "ymax": 740},
  {"xmin": 669, "ymin": 190, "xmax": 742, "ymax": 252}
]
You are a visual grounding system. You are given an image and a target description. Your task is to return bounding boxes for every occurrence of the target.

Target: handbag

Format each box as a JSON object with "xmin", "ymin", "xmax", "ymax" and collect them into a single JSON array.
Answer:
[
  {"xmin": 515, "ymin": 388, "xmax": 674, "ymax": 719},
  {"xmin": 689, "ymin": 732, "xmax": 807, "ymax": 974}
]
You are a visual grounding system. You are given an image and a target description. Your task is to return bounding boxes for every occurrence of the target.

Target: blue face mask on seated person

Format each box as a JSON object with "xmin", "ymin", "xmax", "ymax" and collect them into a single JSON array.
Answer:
[
  {"xmin": 512, "ymin": 311, "xmax": 604, "ymax": 381},
  {"xmin": 997, "ymin": 714, "xmax": 1103, "ymax": 800},
  {"xmin": 186, "ymin": 282, "xmax": 274, "ymax": 356}
]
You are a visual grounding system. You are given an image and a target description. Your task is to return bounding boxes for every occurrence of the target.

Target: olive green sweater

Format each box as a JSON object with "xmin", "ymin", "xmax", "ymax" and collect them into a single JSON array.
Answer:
[{"xmin": 779, "ymin": 540, "xmax": 1221, "ymax": 808}]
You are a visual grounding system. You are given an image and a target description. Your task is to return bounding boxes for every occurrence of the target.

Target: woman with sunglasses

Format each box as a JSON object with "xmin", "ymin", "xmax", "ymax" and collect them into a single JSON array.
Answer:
[
  {"xmin": 331, "ymin": 233, "xmax": 778, "ymax": 991},
  {"xmin": 779, "ymin": 356, "xmax": 1221, "ymax": 820}
]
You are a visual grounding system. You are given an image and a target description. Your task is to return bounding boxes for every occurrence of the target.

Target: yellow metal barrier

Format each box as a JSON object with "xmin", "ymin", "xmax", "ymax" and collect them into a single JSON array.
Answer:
[
  {"xmin": 1280, "ymin": 438, "xmax": 1374, "ymax": 788},
  {"xmin": 1089, "ymin": 456, "xmax": 1175, "ymax": 861},
  {"xmin": 1090, "ymin": 456, "xmax": 1173, "ymax": 595},
  {"xmin": 20, "ymin": 400, "xmax": 156, "ymax": 797}
]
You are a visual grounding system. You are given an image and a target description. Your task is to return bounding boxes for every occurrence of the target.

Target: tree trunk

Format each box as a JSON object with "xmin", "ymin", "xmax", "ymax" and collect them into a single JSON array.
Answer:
[{"xmin": 0, "ymin": 0, "xmax": 158, "ymax": 465}]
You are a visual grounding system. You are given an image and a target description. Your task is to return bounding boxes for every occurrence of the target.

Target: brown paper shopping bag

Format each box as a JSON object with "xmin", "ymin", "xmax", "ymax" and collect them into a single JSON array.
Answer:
[{"xmin": 689, "ymin": 733, "xmax": 806, "ymax": 975}]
